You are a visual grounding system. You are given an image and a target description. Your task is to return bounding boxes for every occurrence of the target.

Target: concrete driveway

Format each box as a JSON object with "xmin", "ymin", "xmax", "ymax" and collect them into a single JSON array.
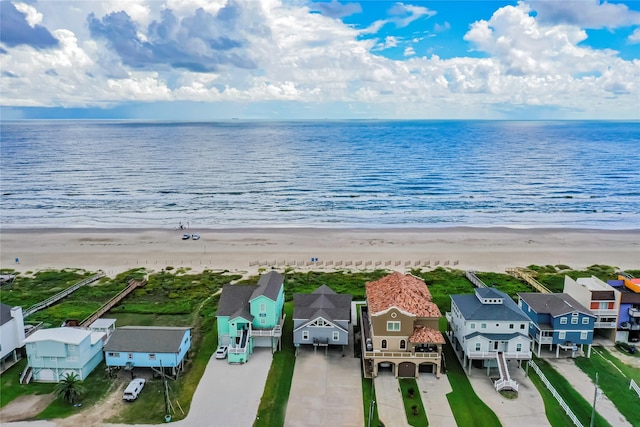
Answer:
[
  {"xmin": 374, "ymin": 373, "xmax": 410, "ymax": 427},
  {"xmin": 285, "ymin": 344, "xmax": 363, "ymax": 427}
]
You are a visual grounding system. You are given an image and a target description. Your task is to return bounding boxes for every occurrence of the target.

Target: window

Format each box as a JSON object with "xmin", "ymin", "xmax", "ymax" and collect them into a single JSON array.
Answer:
[
  {"xmin": 66, "ymin": 356, "xmax": 78, "ymax": 362},
  {"xmin": 582, "ymin": 317, "xmax": 589, "ymax": 324},
  {"xmin": 332, "ymin": 331, "xmax": 339, "ymax": 341},
  {"xmin": 50, "ymin": 357, "xmax": 56, "ymax": 362},
  {"xmin": 560, "ymin": 317, "xmax": 567, "ymax": 324},
  {"xmin": 387, "ymin": 321, "xmax": 400, "ymax": 332},
  {"xmin": 400, "ymin": 340, "xmax": 406, "ymax": 350},
  {"xmin": 590, "ymin": 301, "xmax": 599, "ymax": 309},
  {"xmin": 558, "ymin": 331, "xmax": 566, "ymax": 339},
  {"xmin": 571, "ymin": 316, "xmax": 578, "ymax": 324},
  {"xmin": 475, "ymin": 343, "xmax": 481, "ymax": 351},
  {"xmin": 481, "ymin": 323, "xmax": 486, "ymax": 329},
  {"xmin": 260, "ymin": 318, "xmax": 266, "ymax": 325},
  {"xmin": 381, "ymin": 340, "xmax": 387, "ymax": 349},
  {"xmin": 68, "ymin": 344, "xmax": 76, "ymax": 352},
  {"xmin": 128, "ymin": 353, "xmax": 133, "ymax": 359},
  {"xmin": 470, "ymin": 323, "xmax": 476, "ymax": 329},
  {"xmin": 520, "ymin": 324, "xmax": 526, "ymax": 329},
  {"xmin": 516, "ymin": 343, "xmax": 522, "ymax": 352},
  {"xmin": 108, "ymin": 352, "xmax": 120, "ymax": 357},
  {"xmin": 149, "ymin": 354, "xmax": 156, "ymax": 360},
  {"xmin": 302, "ymin": 331, "xmax": 309, "ymax": 341},
  {"xmin": 260, "ymin": 303, "xmax": 266, "ymax": 313},
  {"xmin": 509, "ymin": 324, "xmax": 514, "ymax": 329},
  {"xmin": 580, "ymin": 331, "xmax": 588, "ymax": 340}
]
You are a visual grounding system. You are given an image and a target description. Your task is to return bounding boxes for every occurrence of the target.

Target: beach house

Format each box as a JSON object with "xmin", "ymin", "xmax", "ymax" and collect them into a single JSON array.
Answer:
[
  {"xmin": 0, "ymin": 303, "xmax": 25, "ymax": 371},
  {"xmin": 518, "ymin": 293, "xmax": 595, "ymax": 358},
  {"xmin": 361, "ymin": 272, "xmax": 445, "ymax": 378},
  {"xmin": 293, "ymin": 285, "xmax": 352, "ymax": 353},
  {"xmin": 104, "ymin": 326, "xmax": 191, "ymax": 379},
  {"xmin": 563, "ymin": 275, "xmax": 620, "ymax": 340},
  {"xmin": 447, "ymin": 287, "xmax": 532, "ymax": 390},
  {"xmin": 608, "ymin": 275, "xmax": 640, "ymax": 343},
  {"xmin": 216, "ymin": 271, "xmax": 285, "ymax": 363},
  {"xmin": 22, "ymin": 327, "xmax": 105, "ymax": 382}
]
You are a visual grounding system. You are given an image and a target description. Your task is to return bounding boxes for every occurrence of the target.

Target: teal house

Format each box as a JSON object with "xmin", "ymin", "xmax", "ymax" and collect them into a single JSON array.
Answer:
[
  {"xmin": 216, "ymin": 271, "xmax": 285, "ymax": 363},
  {"xmin": 22, "ymin": 327, "xmax": 105, "ymax": 383}
]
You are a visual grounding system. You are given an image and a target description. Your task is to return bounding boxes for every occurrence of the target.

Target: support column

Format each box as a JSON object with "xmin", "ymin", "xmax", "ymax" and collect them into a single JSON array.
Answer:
[
  {"xmin": 537, "ymin": 340, "xmax": 541, "ymax": 357},
  {"xmin": 587, "ymin": 344, "xmax": 592, "ymax": 358},
  {"xmin": 555, "ymin": 345, "xmax": 559, "ymax": 358}
]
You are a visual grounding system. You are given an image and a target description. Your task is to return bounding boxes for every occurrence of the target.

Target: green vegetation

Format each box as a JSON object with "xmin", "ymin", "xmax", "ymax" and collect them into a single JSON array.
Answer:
[
  {"xmin": 529, "ymin": 358, "xmax": 611, "ymax": 427},
  {"xmin": 412, "ymin": 268, "xmax": 474, "ymax": 312},
  {"xmin": 278, "ymin": 270, "xmax": 389, "ymax": 301},
  {"xmin": 574, "ymin": 346, "xmax": 640, "ymax": 426},
  {"xmin": 0, "ymin": 269, "xmax": 94, "ymax": 309},
  {"xmin": 474, "ymin": 272, "xmax": 532, "ymax": 299},
  {"xmin": 527, "ymin": 264, "xmax": 620, "ymax": 293},
  {"xmin": 399, "ymin": 378, "xmax": 428, "ymax": 427},
  {"xmin": 254, "ymin": 302, "xmax": 296, "ymax": 427},
  {"xmin": 54, "ymin": 373, "xmax": 85, "ymax": 404},
  {"xmin": 0, "ymin": 359, "xmax": 54, "ymax": 408},
  {"xmin": 362, "ymin": 376, "xmax": 383, "ymax": 427}
]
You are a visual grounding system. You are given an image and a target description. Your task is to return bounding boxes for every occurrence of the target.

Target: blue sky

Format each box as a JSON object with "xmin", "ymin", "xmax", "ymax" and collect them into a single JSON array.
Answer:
[{"xmin": 1, "ymin": 0, "xmax": 639, "ymax": 119}]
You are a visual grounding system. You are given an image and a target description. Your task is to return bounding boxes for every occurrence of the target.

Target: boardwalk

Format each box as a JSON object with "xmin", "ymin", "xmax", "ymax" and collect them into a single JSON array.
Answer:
[{"xmin": 23, "ymin": 273, "xmax": 105, "ymax": 317}]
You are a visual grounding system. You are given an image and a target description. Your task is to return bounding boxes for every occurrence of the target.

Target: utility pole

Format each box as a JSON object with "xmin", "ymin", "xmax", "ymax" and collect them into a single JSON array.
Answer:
[{"xmin": 590, "ymin": 372, "xmax": 599, "ymax": 427}]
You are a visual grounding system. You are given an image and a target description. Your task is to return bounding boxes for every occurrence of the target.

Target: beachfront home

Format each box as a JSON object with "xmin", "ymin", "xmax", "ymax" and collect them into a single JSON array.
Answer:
[
  {"xmin": 104, "ymin": 326, "xmax": 191, "ymax": 379},
  {"xmin": 518, "ymin": 293, "xmax": 595, "ymax": 358},
  {"xmin": 88, "ymin": 318, "xmax": 117, "ymax": 340},
  {"xmin": 608, "ymin": 275, "xmax": 640, "ymax": 343},
  {"xmin": 293, "ymin": 285, "xmax": 352, "ymax": 353},
  {"xmin": 447, "ymin": 287, "xmax": 532, "ymax": 390},
  {"xmin": 22, "ymin": 327, "xmax": 105, "ymax": 382},
  {"xmin": 361, "ymin": 272, "xmax": 445, "ymax": 378},
  {"xmin": 216, "ymin": 271, "xmax": 285, "ymax": 364},
  {"xmin": 563, "ymin": 276, "xmax": 620, "ymax": 340},
  {"xmin": 0, "ymin": 303, "xmax": 25, "ymax": 371}
]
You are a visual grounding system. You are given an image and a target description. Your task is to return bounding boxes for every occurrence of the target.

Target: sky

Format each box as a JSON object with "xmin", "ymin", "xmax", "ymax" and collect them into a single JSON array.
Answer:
[{"xmin": 1, "ymin": 0, "xmax": 639, "ymax": 120}]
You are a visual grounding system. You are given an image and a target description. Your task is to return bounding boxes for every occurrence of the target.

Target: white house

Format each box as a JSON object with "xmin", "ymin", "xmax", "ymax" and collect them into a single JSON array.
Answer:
[
  {"xmin": 1, "ymin": 303, "xmax": 25, "ymax": 370},
  {"xmin": 447, "ymin": 287, "xmax": 532, "ymax": 390},
  {"xmin": 563, "ymin": 275, "xmax": 621, "ymax": 340}
]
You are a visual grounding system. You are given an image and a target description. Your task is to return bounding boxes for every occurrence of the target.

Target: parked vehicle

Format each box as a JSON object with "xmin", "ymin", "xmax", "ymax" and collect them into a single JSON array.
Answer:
[
  {"xmin": 123, "ymin": 378, "xmax": 146, "ymax": 401},
  {"xmin": 191, "ymin": 234, "xmax": 200, "ymax": 240},
  {"xmin": 215, "ymin": 345, "xmax": 228, "ymax": 359},
  {"xmin": 182, "ymin": 233, "xmax": 190, "ymax": 240}
]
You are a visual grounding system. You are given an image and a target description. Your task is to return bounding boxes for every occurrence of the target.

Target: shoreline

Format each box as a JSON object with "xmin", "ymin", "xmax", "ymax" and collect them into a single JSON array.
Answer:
[{"xmin": 1, "ymin": 226, "xmax": 638, "ymax": 277}]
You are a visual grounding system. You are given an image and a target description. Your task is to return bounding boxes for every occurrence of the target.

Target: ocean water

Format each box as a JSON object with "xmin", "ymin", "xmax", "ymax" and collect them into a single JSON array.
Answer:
[{"xmin": 1, "ymin": 120, "xmax": 639, "ymax": 229}]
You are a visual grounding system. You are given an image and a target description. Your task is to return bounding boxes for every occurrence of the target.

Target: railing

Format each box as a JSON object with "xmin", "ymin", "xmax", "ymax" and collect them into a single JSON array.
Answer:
[
  {"xmin": 363, "ymin": 350, "xmax": 440, "ymax": 359},
  {"xmin": 80, "ymin": 279, "xmax": 145, "ymax": 327},
  {"xmin": 465, "ymin": 271, "xmax": 487, "ymax": 288},
  {"xmin": 506, "ymin": 268, "xmax": 551, "ymax": 294},
  {"xmin": 467, "ymin": 350, "xmax": 532, "ymax": 360},
  {"xmin": 251, "ymin": 314, "xmax": 285, "ymax": 337},
  {"xmin": 535, "ymin": 334, "xmax": 554, "ymax": 344},
  {"xmin": 24, "ymin": 273, "xmax": 106, "ymax": 317},
  {"xmin": 630, "ymin": 379, "xmax": 640, "ymax": 398},
  {"xmin": 629, "ymin": 307, "xmax": 640, "ymax": 318},
  {"xmin": 24, "ymin": 322, "xmax": 44, "ymax": 338},
  {"xmin": 528, "ymin": 360, "xmax": 584, "ymax": 427},
  {"xmin": 594, "ymin": 321, "xmax": 617, "ymax": 328},
  {"xmin": 495, "ymin": 352, "xmax": 518, "ymax": 392},
  {"xmin": 20, "ymin": 366, "xmax": 33, "ymax": 384}
]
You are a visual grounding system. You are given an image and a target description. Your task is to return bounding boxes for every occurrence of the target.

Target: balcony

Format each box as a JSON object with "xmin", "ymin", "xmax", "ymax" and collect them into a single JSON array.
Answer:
[
  {"xmin": 363, "ymin": 350, "xmax": 440, "ymax": 360},
  {"xmin": 594, "ymin": 321, "xmax": 617, "ymax": 328},
  {"xmin": 467, "ymin": 350, "xmax": 532, "ymax": 360},
  {"xmin": 536, "ymin": 333, "xmax": 554, "ymax": 345},
  {"xmin": 629, "ymin": 307, "xmax": 640, "ymax": 318},
  {"xmin": 251, "ymin": 314, "xmax": 285, "ymax": 337}
]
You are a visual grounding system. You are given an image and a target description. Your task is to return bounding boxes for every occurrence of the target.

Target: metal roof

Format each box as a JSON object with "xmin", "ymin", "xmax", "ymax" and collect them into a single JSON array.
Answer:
[
  {"xmin": 450, "ymin": 288, "xmax": 529, "ymax": 322},
  {"xmin": 517, "ymin": 293, "xmax": 595, "ymax": 318}
]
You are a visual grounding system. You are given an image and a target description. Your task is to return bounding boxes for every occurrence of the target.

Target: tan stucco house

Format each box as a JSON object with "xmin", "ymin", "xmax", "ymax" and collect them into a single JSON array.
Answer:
[{"xmin": 361, "ymin": 272, "xmax": 445, "ymax": 378}]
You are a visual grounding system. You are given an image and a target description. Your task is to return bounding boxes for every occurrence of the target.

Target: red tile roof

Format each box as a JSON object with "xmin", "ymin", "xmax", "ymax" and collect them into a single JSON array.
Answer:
[
  {"xmin": 410, "ymin": 325, "xmax": 446, "ymax": 344},
  {"xmin": 366, "ymin": 272, "xmax": 442, "ymax": 318}
]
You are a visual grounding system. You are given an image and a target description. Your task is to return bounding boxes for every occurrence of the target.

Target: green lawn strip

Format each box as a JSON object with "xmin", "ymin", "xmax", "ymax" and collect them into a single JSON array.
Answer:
[
  {"xmin": 574, "ymin": 346, "xmax": 640, "ymax": 426},
  {"xmin": 474, "ymin": 272, "xmax": 532, "ymax": 299},
  {"xmin": 412, "ymin": 268, "xmax": 474, "ymax": 313},
  {"xmin": 254, "ymin": 302, "xmax": 296, "ymax": 427},
  {"xmin": 527, "ymin": 362, "xmax": 590, "ymax": 427},
  {"xmin": 362, "ymin": 375, "xmax": 383, "ymax": 427},
  {"xmin": 531, "ymin": 358, "xmax": 611, "ymax": 427},
  {"xmin": 1, "ymin": 359, "xmax": 55, "ymax": 408},
  {"xmin": 36, "ymin": 362, "xmax": 113, "ymax": 420},
  {"xmin": 443, "ymin": 340, "xmax": 501, "ymax": 427},
  {"xmin": 398, "ymin": 378, "xmax": 428, "ymax": 427}
]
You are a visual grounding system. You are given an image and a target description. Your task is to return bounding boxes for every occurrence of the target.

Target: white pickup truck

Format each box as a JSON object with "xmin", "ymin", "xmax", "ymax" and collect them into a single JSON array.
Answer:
[{"xmin": 123, "ymin": 378, "xmax": 146, "ymax": 401}]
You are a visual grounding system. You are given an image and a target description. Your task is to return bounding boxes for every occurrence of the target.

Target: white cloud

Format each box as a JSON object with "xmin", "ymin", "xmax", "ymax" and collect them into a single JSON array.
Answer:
[
  {"xmin": 403, "ymin": 46, "xmax": 415, "ymax": 56},
  {"xmin": 13, "ymin": 2, "xmax": 44, "ymax": 26},
  {"xmin": 530, "ymin": 0, "xmax": 640, "ymax": 29},
  {"xmin": 629, "ymin": 28, "xmax": 640, "ymax": 44}
]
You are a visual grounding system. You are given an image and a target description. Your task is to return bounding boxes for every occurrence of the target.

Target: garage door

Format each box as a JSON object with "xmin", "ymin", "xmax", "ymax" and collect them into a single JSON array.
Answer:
[
  {"xmin": 398, "ymin": 362, "xmax": 416, "ymax": 378},
  {"xmin": 37, "ymin": 369, "xmax": 55, "ymax": 382},
  {"xmin": 419, "ymin": 363, "xmax": 434, "ymax": 373}
]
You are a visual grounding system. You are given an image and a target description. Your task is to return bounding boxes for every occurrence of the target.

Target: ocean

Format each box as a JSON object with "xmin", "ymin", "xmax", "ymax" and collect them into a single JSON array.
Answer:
[{"xmin": 1, "ymin": 120, "xmax": 638, "ymax": 229}]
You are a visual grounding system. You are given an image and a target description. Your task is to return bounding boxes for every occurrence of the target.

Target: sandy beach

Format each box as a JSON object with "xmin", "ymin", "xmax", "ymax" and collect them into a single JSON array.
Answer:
[{"xmin": 1, "ymin": 227, "xmax": 638, "ymax": 277}]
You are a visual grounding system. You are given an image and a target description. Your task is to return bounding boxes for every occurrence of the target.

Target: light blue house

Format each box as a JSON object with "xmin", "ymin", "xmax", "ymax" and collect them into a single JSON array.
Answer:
[
  {"xmin": 104, "ymin": 326, "xmax": 191, "ymax": 379},
  {"xmin": 22, "ymin": 327, "xmax": 105, "ymax": 382},
  {"xmin": 518, "ymin": 293, "xmax": 595, "ymax": 358},
  {"xmin": 216, "ymin": 271, "xmax": 285, "ymax": 364}
]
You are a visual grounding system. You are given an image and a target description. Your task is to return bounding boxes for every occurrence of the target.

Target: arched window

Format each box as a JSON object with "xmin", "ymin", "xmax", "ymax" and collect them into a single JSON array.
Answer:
[
  {"xmin": 400, "ymin": 340, "xmax": 406, "ymax": 350},
  {"xmin": 381, "ymin": 339, "xmax": 387, "ymax": 349}
]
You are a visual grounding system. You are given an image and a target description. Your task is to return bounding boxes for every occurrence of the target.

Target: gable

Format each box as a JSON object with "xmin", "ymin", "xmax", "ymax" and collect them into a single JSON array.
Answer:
[{"xmin": 293, "ymin": 316, "xmax": 347, "ymax": 333}]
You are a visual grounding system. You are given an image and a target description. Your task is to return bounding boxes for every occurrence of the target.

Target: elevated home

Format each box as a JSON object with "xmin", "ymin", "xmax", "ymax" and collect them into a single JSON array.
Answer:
[
  {"xmin": 0, "ymin": 303, "xmax": 25, "ymax": 370},
  {"xmin": 563, "ymin": 276, "xmax": 620, "ymax": 340},
  {"xmin": 293, "ymin": 285, "xmax": 352, "ymax": 353},
  {"xmin": 518, "ymin": 293, "xmax": 595, "ymax": 358},
  {"xmin": 22, "ymin": 327, "xmax": 105, "ymax": 382},
  {"xmin": 361, "ymin": 272, "xmax": 445, "ymax": 378},
  {"xmin": 88, "ymin": 318, "xmax": 116, "ymax": 340},
  {"xmin": 104, "ymin": 326, "xmax": 191, "ymax": 379},
  {"xmin": 608, "ymin": 275, "xmax": 640, "ymax": 343},
  {"xmin": 447, "ymin": 288, "xmax": 532, "ymax": 387},
  {"xmin": 216, "ymin": 271, "xmax": 285, "ymax": 364}
]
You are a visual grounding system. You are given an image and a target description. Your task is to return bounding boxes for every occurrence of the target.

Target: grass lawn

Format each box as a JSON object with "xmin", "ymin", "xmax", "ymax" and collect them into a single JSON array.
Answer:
[
  {"xmin": 0, "ymin": 359, "xmax": 54, "ymax": 408},
  {"xmin": 530, "ymin": 358, "xmax": 611, "ymax": 427},
  {"xmin": 412, "ymin": 268, "xmax": 474, "ymax": 312},
  {"xmin": 398, "ymin": 378, "xmax": 428, "ymax": 427},
  {"xmin": 362, "ymin": 376, "xmax": 383, "ymax": 427},
  {"xmin": 574, "ymin": 346, "xmax": 640, "ymax": 426}
]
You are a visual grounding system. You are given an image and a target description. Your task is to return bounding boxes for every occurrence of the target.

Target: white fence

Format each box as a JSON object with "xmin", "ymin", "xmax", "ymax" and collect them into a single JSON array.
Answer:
[
  {"xmin": 630, "ymin": 379, "xmax": 640, "ymax": 398},
  {"xmin": 527, "ymin": 360, "xmax": 584, "ymax": 427}
]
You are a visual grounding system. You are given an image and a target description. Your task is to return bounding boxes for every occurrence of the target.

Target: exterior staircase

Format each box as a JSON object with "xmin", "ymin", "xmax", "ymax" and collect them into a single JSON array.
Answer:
[{"xmin": 494, "ymin": 351, "xmax": 518, "ymax": 392}]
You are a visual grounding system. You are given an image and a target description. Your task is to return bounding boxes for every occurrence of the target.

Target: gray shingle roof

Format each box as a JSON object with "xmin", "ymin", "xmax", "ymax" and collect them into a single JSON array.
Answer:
[
  {"xmin": 216, "ymin": 285, "xmax": 256, "ymax": 321},
  {"xmin": 1, "ymin": 303, "xmax": 15, "ymax": 326},
  {"xmin": 104, "ymin": 326, "xmax": 190, "ymax": 353},
  {"xmin": 451, "ymin": 288, "xmax": 529, "ymax": 322},
  {"xmin": 250, "ymin": 271, "xmax": 283, "ymax": 302},
  {"xmin": 465, "ymin": 332, "xmax": 528, "ymax": 341},
  {"xmin": 517, "ymin": 293, "xmax": 594, "ymax": 317},
  {"xmin": 293, "ymin": 285, "xmax": 352, "ymax": 322}
]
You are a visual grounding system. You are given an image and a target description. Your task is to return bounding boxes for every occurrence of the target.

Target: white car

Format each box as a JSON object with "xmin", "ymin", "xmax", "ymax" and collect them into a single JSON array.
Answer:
[
  {"xmin": 215, "ymin": 345, "xmax": 228, "ymax": 359},
  {"xmin": 182, "ymin": 233, "xmax": 190, "ymax": 240},
  {"xmin": 123, "ymin": 378, "xmax": 146, "ymax": 401},
  {"xmin": 191, "ymin": 234, "xmax": 200, "ymax": 240}
]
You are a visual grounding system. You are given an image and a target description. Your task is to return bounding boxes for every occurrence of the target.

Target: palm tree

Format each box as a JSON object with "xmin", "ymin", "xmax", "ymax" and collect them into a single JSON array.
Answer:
[{"xmin": 55, "ymin": 372, "xmax": 85, "ymax": 404}]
